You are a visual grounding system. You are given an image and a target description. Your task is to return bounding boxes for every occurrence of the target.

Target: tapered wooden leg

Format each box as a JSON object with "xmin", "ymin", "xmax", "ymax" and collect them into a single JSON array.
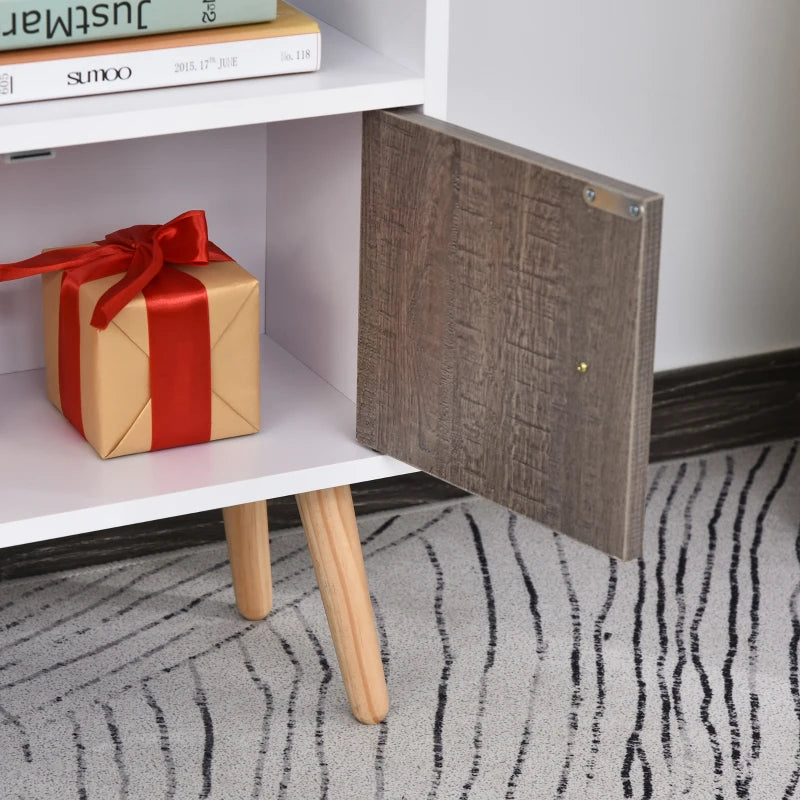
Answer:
[
  {"xmin": 222, "ymin": 501, "xmax": 272, "ymax": 621},
  {"xmin": 296, "ymin": 485, "xmax": 389, "ymax": 724}
]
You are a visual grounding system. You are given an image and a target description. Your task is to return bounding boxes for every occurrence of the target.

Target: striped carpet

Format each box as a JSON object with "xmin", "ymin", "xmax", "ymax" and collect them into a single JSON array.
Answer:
[{"xmin": 1, "ymin": 440, "xmax": 800, "ymax": 799}]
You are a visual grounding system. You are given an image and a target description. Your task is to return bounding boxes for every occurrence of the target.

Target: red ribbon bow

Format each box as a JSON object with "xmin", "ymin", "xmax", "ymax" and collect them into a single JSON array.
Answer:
[{"xmin": 0, "ymin": 209, "xmax": 229, "ymax": 328}]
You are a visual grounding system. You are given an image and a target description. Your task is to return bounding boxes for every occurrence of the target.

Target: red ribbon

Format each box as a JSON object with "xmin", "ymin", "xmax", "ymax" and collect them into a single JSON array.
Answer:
[{"xmin": 0, "ymin": 210, "xmax": 229, "ymax": 451}]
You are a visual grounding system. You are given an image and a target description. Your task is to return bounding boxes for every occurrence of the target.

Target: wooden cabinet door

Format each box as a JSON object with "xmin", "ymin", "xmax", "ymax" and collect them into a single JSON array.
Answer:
[{"xmin": 356, "ymin": 109, "xmax": 662, "ymax": 560}]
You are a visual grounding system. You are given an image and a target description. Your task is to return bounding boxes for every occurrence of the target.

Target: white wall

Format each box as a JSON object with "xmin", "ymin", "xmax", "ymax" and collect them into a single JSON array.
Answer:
[{"xmin": 446, "ymin": 0, "xmax": 800, "ymax": 371}]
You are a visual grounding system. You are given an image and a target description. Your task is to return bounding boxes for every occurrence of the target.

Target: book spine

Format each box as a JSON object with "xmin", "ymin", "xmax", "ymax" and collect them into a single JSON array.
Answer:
[
  {"xmin": 0, "ymin": 30, "xmax": 319, "ymax": 104},
  {"xmin": 0, "ymin": 0, "xmax": 278, "ymax": 52}
]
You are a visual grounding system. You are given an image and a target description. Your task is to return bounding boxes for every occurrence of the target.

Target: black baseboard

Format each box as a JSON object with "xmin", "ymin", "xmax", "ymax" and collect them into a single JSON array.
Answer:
[
  {"xmin": 3, "ymin": 347, "xmax": 799, "ymax": 580},
  {"xmin": 650, "ymin": 347, "xmax": 800, "ymax": 462}
]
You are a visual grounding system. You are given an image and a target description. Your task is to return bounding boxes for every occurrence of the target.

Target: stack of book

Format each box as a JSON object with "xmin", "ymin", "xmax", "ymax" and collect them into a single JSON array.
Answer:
[{"xmin": 0, "ymin": 0, "xmax": 320, "ymax": 105}]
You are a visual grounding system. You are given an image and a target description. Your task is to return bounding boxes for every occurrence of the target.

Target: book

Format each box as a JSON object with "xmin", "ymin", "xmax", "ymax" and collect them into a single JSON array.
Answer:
[
  {"xmin": 0, "ymin": 0, "xmax": 319, "ymax": 104},
  {"xmin": 0, "ymin": 0, "xmax": 278, "ymax": 51}
]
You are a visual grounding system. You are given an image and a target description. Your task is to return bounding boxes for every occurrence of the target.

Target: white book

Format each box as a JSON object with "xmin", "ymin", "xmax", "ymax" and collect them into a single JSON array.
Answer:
[{"xmin": 0, "ymin": 0, "xmax": 319, "ymax": 106}]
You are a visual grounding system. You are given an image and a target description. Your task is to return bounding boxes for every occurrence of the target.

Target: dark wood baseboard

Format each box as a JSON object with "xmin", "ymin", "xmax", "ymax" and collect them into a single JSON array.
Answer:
[
  {"xmin": 3, "ymin": 347, "xmax": 799, "ymax": 580},
  {"xmin": 650, "ymin": 347, "xmax": 800, "ymax": 462}
]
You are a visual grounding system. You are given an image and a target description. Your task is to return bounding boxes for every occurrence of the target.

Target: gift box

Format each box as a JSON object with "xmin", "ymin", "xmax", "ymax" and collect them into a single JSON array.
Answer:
[{"xmin": 1, "ymin": 211, "xmax": 260, "ymax": 458}]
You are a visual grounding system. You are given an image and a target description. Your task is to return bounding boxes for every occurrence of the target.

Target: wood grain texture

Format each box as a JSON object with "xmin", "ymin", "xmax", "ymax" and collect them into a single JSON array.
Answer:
[
  {"xmin": 222, "ymin": 501, "xmax": 272, "ymax": 620},
  {"xmin": 296, "ymin": 485, "xmax": 389, "ymax": 724},
  {"xmin": 357, "ymin": 109, "xmax": 663, "ymax": 559}
]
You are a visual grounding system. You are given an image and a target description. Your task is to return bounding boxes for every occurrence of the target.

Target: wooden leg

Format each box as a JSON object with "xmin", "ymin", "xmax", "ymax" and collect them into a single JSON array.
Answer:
[
  {"xmin": 296, "ymin": 485, "xmax": 389, "ymax": 725},
  {"xmin": 222, "ymin": 501, "xmax": 272, "ymax": 621}
]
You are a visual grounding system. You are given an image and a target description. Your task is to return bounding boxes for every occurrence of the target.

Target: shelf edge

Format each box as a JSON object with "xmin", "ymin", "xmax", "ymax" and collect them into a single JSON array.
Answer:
[{"xmin": 1, "ymin": 454, "xmax": 417, "ymax": 548}]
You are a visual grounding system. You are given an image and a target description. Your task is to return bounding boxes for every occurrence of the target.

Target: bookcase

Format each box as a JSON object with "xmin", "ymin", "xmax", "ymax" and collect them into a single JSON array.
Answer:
[
  {"xmin": 0, "ymin": 0, "xmax": 661, "ymax": 561},
  {"xmin": 0, "ymin": 1, "xmax": 434, "ymax": 546}
]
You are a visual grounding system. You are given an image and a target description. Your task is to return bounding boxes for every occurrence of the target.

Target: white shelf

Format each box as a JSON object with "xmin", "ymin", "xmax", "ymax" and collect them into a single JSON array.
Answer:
[
  {"xmin": 0, "ymin": 20, "xmax": 424, "ymax": 153},
  {"xmin": 0, "ymin": 336, "xmax": 415, "ymax": 548}
]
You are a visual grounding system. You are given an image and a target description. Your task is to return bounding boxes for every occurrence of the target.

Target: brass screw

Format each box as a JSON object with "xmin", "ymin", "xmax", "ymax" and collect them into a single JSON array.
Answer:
[{"xmin": 577, "ymin": 362, "xmax": 588, "ymax": 374}]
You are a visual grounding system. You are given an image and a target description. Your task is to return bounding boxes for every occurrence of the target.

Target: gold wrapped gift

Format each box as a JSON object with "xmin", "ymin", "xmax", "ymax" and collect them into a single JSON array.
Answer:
[{"xmin": 42, "ymin": 258, "xmax": 260, "ymax": 458}]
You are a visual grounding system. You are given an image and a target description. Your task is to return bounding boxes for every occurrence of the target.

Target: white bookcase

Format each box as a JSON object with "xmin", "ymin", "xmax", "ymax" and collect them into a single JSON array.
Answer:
[{"xmin": 0, "ymin": 0, "xmax": 449, "ymax": 548}]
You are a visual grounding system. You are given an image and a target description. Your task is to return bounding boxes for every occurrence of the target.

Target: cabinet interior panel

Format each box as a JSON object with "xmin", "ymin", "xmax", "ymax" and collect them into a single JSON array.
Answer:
[
  {"xmin": 0, "ymin": 126, "xmax": 268, "ymax": 376},
  {"xmin": 0, "ymin": 336, "xmax": 415, "ymax": 548},
  {"xmin": 358, "ymin": 110, "xmax": 662, "ymax": 559},
  {"xmin": 266, "ymin": 113, "xmax": 362, "ymax": 402}
]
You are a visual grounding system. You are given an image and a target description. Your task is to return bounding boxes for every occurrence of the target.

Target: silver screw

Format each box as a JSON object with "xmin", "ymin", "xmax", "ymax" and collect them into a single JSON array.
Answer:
[
  {"xmin": 629, "ymin": 203, "xmax": 641, "ymax": 218},
  {"xmin": 585, "ymin": 187, "xmax": 596, "ymax": 203}
]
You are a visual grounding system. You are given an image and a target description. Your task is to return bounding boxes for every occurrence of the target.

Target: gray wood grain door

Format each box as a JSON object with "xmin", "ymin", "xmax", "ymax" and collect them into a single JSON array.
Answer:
[{"xmin": 356, "ymin": 109, "xmax": 662, "ymax": 559}]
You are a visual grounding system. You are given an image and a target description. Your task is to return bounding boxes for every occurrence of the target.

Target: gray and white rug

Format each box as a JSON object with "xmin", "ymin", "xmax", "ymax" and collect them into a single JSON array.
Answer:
[{"xmin": 2, "ymin": 440, "xmax": 800, "ymax": 799}]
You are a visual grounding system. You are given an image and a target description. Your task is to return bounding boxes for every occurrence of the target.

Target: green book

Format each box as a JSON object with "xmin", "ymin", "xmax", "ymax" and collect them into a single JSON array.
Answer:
[{"xmin": 0, "ymin": 0, "xmax": 278, "ymax": 51}]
